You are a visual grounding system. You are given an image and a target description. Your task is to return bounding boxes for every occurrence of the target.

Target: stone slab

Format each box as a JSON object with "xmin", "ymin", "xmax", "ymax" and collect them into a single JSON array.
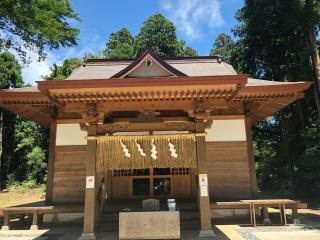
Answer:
[{"xmin": 119, "ymin": 211, "xmax": 180, "ymax": 239}]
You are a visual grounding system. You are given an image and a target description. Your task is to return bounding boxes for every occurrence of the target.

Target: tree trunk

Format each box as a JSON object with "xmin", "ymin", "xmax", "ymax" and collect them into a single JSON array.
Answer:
[
  {"xmin": 280, "ymin": 112, "xmax": 295, "ymax": 197},
  {"xmin": 0, "ymin": 110, "xmax": 16, "ymax": 190},
  {"xmin": 306, "ymin": 0, "xmax": 320, "ymax": 116},
  {"xmin": 0, "ymin": 110, "xmax": 2, "ymax": 191}
]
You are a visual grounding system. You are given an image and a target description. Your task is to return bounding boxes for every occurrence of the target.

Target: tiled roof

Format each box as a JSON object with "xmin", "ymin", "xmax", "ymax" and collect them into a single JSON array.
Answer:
[{"xmin": 66, "ymin": 57, "xmax": 237, "ymax": 80}]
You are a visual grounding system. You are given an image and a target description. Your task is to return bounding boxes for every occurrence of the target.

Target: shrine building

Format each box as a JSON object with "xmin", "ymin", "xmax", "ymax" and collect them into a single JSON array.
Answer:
[{"xmin": 0, "ymin": 49, "xmax": 311, "ymax": 239}]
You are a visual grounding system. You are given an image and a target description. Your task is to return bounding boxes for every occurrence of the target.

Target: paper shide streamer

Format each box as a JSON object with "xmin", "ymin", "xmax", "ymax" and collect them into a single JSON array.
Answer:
[
  {"xmin": 120, "ymin": 140, "xmax": 131, "ymax": 158},
  {"xmin": 135, "ymin": 140, "xmax": 147, "ymax": 156},
  {"xmin": 168, "ymin": 138, "xmax": 178, "ymax": 158},
  {"xmin": 150, "ymin": 139, "xmax": 158, "ymax": 160}
]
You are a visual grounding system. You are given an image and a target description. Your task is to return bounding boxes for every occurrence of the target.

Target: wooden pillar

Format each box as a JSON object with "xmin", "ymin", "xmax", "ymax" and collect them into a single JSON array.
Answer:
[
  {"xmin": 45, "ymin": 120, "xmax": 57, "ymax": 204},
  {"xmin": 245, "ymin": 116, "xmax": 259, "ymax": 196},
  {"xmin": 195, "ymin": 120, "xmax": 215, "ymax": 238},
  {"xmin": 79, "ymin": 125, "xmax": 98, "ymax": 240}
]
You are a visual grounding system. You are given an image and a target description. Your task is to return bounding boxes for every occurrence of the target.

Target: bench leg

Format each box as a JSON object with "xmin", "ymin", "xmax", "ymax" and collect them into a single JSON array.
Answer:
[
  {"xmin": 262, "ymin": 206, "xmax": 271, "ymax": 225},
  {"xmin": 282, "ymin": 204, "xmax": 287, "ymax": 226},
  {"xmin": 249, "ymin": 205, "xmax": 253, "ymax": 225},
  {"xmin": 30, "ymin": 211, "xmax": 39, "ymax": 230},
  {"xmin": 292, "ymin": 205, "xmax": 301, "ymax": 224},
  {"xmin": 1, "ymin": 211, "xmax": 10, "ymax": 231},
  {"xmin": 279, "ymin": 204, "xmax": 283, "ymax": 225},
  {"xmin": 252, "ymin": 204, "xmax": 256, "ymax": 227}
]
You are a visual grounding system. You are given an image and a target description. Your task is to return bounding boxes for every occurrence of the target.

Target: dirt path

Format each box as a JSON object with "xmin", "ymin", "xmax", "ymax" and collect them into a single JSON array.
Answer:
[{"xmin": 0, "ymin": 188, "xmax": 44, "ymax": 209}]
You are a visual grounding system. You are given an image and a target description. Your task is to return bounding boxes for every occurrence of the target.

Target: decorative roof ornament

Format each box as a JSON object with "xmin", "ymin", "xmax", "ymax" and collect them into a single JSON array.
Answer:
[{"xmin": 145, "ymin": 58, "xmax": 153, "ymax": 68}]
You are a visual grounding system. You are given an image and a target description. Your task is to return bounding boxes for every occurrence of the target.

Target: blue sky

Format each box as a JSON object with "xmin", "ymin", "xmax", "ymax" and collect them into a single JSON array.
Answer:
[{"xmin": 22, "ymin": 0, "xmax": 244, "ymax": 84}]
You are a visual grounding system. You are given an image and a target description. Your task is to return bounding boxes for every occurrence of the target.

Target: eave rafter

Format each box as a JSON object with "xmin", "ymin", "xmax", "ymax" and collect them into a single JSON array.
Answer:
[{"xmin": 48, "ymin": 87, "xmax": 237, "ymax": 104}]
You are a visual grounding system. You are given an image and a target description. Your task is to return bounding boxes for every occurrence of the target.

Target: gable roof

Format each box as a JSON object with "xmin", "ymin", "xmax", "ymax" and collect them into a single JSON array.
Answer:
[
  {"xmin": 66, "ymin": 55, "xmax": 236, "ymax": 80},
  {"xmin": 110, "ymin": 49, "xmax": 187, "ymax": 78}
]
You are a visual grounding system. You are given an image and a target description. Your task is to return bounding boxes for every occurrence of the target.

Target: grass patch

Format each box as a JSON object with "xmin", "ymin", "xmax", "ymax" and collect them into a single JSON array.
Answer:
[{"xmin": 7, "ymin": 179, "xmax": 46, "ymax": 193}]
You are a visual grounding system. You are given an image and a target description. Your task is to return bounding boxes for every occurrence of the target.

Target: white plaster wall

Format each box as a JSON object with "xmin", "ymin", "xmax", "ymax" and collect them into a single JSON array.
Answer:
[
  {"xmin": 206, "ymin": 119, "xmax": 246, "ymax": 142},
  {"xmin": 56, "ymin": 124, "xmax": 87, "ymax": 146}
]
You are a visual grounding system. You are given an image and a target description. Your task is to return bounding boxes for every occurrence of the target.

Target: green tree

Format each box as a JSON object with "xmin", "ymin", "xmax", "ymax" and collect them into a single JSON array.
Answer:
[
  {"xmin": 0, "ymin": 52, "xmax": 23, "ymax": 190},
  {"xmin": 0, "ymin": 0, "xmax": 80, "ymax": 63},
  {"xmin": 232, "ymin": 0, "xmax": 320, "ymax": 198},
  {"xmin": 210, "ymin": 33, "xmax": 249, "ymax": 73},
  {"xmin": 43, "ymin": 58, "xmax": 82, "ymax": 80},
  {"xmin": 134, "ymin": 14, "xmax": 185, "ymax": 58},
  {"xmin": 101, "ymin": 14, "xmax": 197, "ymax": 60},
  {"xmin": 301, "ymin": 0, "xmax": 320, "ymax": 114},
  {"xmin": 183, "ymin": 46, "xmax": 198, "ymax": 57},
  {"xmin": 210, "ymin": 34, "xmax": 235, "ymax": 62},
  {"xmin": 13, "ymin": 119, "xmax": 48, "ymax": 184},
  {"xmin": 104, "ymin": 28, "xmax": 135, "ymax": 59}
]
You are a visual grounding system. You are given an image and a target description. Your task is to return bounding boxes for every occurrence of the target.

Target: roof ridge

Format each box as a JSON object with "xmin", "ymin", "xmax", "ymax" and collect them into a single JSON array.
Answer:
[{"xmin": 86, "ymin": 55, "xmax": 222, "ymax": 63}]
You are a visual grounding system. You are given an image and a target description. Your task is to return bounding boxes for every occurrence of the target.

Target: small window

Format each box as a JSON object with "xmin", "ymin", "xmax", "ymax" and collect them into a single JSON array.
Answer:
[
  {"xmin": 113, "ymin": 169, "xmax": 132, "ymax": 176},
  {"xmin": 153, "ymin": 168, "xmax": 171, "ymax": 175},
  {"xmin": 133, "ymin": 169, "xmax": 150, "ymax": 176},
  {"xmin": 153, "ymin": 178, "xmax": 171, "ymax": 195},
  {"xmin": 171, "ymin": 168, "xmax": 190, "ymax": 175}
]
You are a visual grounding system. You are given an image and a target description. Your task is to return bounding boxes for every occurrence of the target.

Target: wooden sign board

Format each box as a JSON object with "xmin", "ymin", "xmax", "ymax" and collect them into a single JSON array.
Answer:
[{"xmin": 86, "ymin": 176, "xmax": 95, "ymax": 189}]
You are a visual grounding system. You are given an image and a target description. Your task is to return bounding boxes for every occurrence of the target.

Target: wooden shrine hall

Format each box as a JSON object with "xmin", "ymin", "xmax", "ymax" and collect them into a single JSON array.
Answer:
[{"xmin": 0, "ymin": 49, "xmax": 311, "ymax": 239}]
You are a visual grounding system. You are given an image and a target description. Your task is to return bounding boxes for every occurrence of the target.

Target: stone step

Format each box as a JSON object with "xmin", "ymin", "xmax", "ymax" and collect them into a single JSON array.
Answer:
[
  {"xmin": 97, "ymin": 219, "xmax": 200, "ymax": 232},
  {"xmin": 99, "ymin": 211, "xmax": 200, "ymax": 223}
]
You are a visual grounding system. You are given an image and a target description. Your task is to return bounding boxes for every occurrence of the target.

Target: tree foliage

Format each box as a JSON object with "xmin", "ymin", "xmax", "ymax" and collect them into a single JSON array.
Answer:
[
  {"xmin": 211, "ymin": 0, "xmax": 320, "ymax": 198},
  {"xmin": 43, "ymin": 58, "xmax": 82, "ymax": 80},
  {"xmin": 0, "ymin": 0, "xmax": 80, "ymax": 63},
  {"xmin": 0, "ymin": 52, "xmax": 23, "ymax": 89},
  {"xmin": 134, "ymin": 14, "xmax": 184, "ymax": 58},
  {"xmin": 0, "ymin": 52, "xmax": 49, "ymax": 189},
  {"xmin": 0, "ymin": 52, "xmax": 23, "ymax": 189},
  {"xmin": 100, "ymin": 14, "xmax": 198, "ymax": 60},
  {"xmin": 104, "ymin": 28, "xmax": 135, "ymax": 59}
]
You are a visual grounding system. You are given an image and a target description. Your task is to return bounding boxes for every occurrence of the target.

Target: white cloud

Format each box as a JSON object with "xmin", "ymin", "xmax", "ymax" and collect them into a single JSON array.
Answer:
[
  {"xmin": 159, "ymin": 0, "xmax": 224, "ymax": 39},
  {"xmin": 14, "ymin": 33, "xmax": 104, "ymax": 85}
]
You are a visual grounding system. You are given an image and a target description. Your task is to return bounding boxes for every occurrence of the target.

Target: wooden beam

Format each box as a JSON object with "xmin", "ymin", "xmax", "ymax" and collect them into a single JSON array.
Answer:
[
  {"xmin": 97, "ymin": 121, "xmax": 195, "ymax": 134},
  {"xmin": 206, "ymin": 115, "xmax": 245, "ymax": 120},
  {"xmin": 62, "ymin": 99, "xmax": 229, "ymax": 113},
  {"xmin": 111, "ymin": 116, "xmax": 190, "ymax": 123},
  {"xmin": 45, "ymin": 120, "xmax": 57, "ymax": 204},
  {"xmin": 80, "ymin": 125, "xmax": 98, "ymax": 240},
  {"xmin": 195, "ymin": 120, "xmax": 215, "ymax": 238}
]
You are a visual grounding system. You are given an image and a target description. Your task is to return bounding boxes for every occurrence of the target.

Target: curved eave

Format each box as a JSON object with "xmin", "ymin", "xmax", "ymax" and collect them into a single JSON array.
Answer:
[
  {"xmin": 240, "ymin": 82, "xmax": 312, "ymax": 124},
  {"xmin": 234, "ymin": 82, "xmax": 311, "ymax": 101},
  {"xmin": 0, "ymin": 91, "xmax": 52, "ymax": 126}
]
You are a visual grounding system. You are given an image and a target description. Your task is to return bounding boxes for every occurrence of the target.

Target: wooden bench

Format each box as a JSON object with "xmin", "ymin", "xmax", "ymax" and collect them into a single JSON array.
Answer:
[
  {"xmin": 212, "ymin": 199, "xmax": 300, "ymax": 227},
  {"xmin": 241, "ymin": 199, "xmax": 300, "ymax": 226},
  {"xmin": 1, "ymin": 205, "xmax": 83, "ymax": 230}
]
